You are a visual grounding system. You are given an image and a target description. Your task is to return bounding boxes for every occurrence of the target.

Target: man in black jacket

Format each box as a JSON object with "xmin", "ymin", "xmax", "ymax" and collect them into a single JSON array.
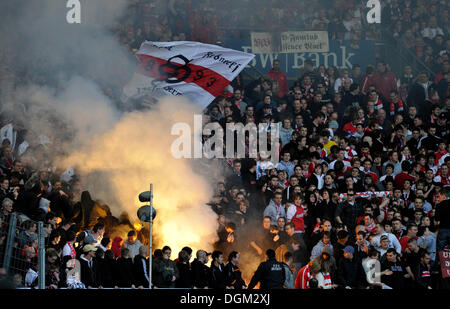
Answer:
[
  {"xmin": 342, "ymin": 83, "xmax": 364, "ymax": 110},
  {"xmin": 415, "ymin": 251, "xmax": 433, "ymax": 289},
  {"xmin": 78, "ymin": 244, "xmax": 100, "ymax": 288},
  {"xmin": 115, "ymin": 247, "xmax": 136, "ymax": 288},
  {"xmin": 248, "ymin": 249, "xmax": 285, "ymax": 289},
  {"xmin": 209, "ymin": 251, "xmax": 227, "ymax": 289},
  {"xmin": 191, "ymin": 250, "xmax": 211, "ymax": 289},
  {"xmin": 381, "ymin": 248, "xmax": 407, "ymax": 289},
  {"xmin": 224, "ymin": 251, "xmax": 246, "ymax": 289},
  {"xmin": 335, "ymin": 190, "xmax": 364, "ymax": 238},
  {"xmin": 406, "ymin": 71, "xmax": 432, "ymax": 114},
  {"xmin": 337, "ymin": 246, "xmax": 364, "ymax": 289},
  {"xmin": 133, "ymin": 245, "xmax": 149, "ymax": 288}
]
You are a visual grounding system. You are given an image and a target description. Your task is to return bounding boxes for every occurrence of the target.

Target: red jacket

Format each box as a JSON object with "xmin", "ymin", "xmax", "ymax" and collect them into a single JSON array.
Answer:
[
  {"xmin": 372, "ymin": 71, "xmax": 397, "ymax": 100},
  {"xmin": 291, "ymin": 203, "xmax": 305, "ymax": 233},
  {"xmin": 295, "ymin": 264, "xmax": 312, "ymax": 289},
  {"xmin": 394, "ymin": 172, "xmax": 416, "ymax": 189},
  {"xmin": 267, "ymin": 69, "xmax": 289, "ymax": 98}
]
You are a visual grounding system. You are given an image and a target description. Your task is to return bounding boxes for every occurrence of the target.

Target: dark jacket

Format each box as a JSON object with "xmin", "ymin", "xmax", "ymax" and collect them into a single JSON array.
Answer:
[
  {"xmin": 337, "ymin": 256, "xmax": 364, "ymax": 288},
  {"xmin": 248, "ymin": 258, "xmax": 285, "ymax": 289},
  {"xmin": 79, "ymin": 256, "xmax": 100, "ymax": 288},
  {"xmin": 98, "ymin": 256, "xmax": 116, "ymax": 288},
  {"xmin": 414, "ymin": 262, "xmax": 432, "ymax": 289},
  {"xmin": 191, "ymin": 258, "xmax": 210, "ymax": 288},
  {"xmin": 115, "ymin": 256, "xmax": 135, "ymax": 288},
  {"xmin": 224, "ymin": 262, "xmax": 246, "ymax": 289},
  {"xmin": 209, "ymin": 263, "xmax": 227, "ymax": 289},
  {"xmin": 176, "ymin": 262, "xmax": 193, "ymax": 288},
  {"xmin": 152, "ymin": 258, "xmax": 179, "ymax": 288},
  {"xmin": 133, "ymin": 254, "xmax": 150, "ymax": 287},
  {"xmin": 335, "ymin": 201, "xmax": 364, "ymax": 232},
  {"xmin": 381, "ymin": 259, "xmax": 406, "ymax": 289},
  {"xmin": 314, "ymin": 200, "xmax": 338, "ymax": 223}
]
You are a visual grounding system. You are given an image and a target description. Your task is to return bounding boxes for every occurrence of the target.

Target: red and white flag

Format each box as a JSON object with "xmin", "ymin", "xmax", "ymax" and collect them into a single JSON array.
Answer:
[{"xmin": 123, "ymin": 41, "xmax": 255, "ymax": 109}]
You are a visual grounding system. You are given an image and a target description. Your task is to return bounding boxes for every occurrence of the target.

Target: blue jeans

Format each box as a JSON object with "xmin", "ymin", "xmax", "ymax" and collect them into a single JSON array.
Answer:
[{"xmin": 437, "ymin": 228, "xmax": 450, "ymax": 253}]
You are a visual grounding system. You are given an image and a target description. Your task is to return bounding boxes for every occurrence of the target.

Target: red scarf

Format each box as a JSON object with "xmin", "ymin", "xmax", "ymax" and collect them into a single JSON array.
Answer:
[{"xmin": 67, "ymin": 242, "xmax": 76, "ymax": 259}]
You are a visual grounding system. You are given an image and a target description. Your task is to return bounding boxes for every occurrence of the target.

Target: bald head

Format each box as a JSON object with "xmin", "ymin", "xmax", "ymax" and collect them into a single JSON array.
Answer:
[{"xmin": 139, "ymin": 245, "xmax": 148, "ymax": 256}]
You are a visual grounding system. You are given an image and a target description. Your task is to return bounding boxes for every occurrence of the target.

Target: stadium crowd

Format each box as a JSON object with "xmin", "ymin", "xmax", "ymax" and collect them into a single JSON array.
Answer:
[{"xmin": 0, "ymin": 0, "xmax": 450, "ymax": 289}]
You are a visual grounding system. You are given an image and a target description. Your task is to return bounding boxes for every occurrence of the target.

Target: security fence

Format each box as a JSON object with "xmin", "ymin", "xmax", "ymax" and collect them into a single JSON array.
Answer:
[{"xmin": 0, "ymin": 213, "xmax": 45, "ymax": 289}]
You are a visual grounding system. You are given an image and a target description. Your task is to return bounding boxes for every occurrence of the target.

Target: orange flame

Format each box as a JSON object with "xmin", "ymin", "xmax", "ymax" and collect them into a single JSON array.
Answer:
[
  {"xmin": 62, "ymin": 98, "xmax": 219, "ymax": 256},
  {"xmin": 133, "ymin": 221, "xmax": 143, "ymax": 232}
]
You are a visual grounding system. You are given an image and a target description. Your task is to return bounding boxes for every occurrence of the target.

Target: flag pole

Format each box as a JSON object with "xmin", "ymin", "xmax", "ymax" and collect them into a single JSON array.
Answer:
[{"xmin": 149, "ymin": 183, "xmax": 153, "ymax": 289}]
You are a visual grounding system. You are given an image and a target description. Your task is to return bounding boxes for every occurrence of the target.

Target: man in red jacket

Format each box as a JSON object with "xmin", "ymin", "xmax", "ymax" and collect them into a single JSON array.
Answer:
[
  {"xmin": 267, "ymin": 59, "xmax": 289, "ymax": 99},
  {"xmin": 372, "ymin": 61, "xmax": 397, "ymax": 100}
]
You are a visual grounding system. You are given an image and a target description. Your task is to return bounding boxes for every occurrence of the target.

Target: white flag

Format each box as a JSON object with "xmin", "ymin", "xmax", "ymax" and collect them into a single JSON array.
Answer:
[{"xmin": 122, "ymin": 41, "xmax": 255, "ymax": 109}]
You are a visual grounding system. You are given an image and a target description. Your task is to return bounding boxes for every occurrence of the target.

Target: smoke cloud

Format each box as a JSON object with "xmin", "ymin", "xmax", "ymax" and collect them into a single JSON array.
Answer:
[
  {"xmin": 61, "ymin": 97, "xmax": 219, "ymax": 253},
  {"xmin": 0, "ymin": 0, "xmax": 219, "ymax": 254}
]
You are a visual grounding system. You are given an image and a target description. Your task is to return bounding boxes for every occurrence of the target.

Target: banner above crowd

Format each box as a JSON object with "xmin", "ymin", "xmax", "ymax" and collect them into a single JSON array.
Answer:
[
  {"xmin": 223, "ymin": 38, "xmax": 376, "ymax": 78},
  {"xmin": 122, "ymin": 41, "xmax": 255, "ymax": 108},
  {"xmin": 251, "ymin": 31, "xmax": 330, "ymax": 54}
]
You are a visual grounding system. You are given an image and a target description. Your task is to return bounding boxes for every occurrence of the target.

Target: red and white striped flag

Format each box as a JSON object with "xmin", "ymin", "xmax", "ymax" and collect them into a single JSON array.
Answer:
[{"xmin": 122, "ymin": 41, "xmax": 255, "ymax": 109}]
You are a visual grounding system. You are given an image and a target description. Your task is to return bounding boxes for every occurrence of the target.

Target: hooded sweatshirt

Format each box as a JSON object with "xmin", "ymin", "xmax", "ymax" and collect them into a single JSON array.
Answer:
[{"xmin": 263, "ymin": 199, "xmax": 286, "ymax": 225}]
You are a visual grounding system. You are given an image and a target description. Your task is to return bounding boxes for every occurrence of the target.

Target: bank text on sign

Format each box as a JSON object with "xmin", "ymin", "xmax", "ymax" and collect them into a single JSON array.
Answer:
[{"xmin": 251, "ymin": 31, "xmax": 330, "ymax": 54}]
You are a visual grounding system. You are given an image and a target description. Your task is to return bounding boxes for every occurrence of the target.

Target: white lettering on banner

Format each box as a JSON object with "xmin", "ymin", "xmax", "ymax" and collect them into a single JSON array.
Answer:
[
  {"xmin": 366, "ymin": 0, "xmax": 381, "ymax": 24},
  {"xmin": 260, "ymin": 54, "xmax": 279, "ymax": 69},
  {"xmin": 122, "ymin": 41, "xmax": 255, "ymax": 109},
  {"xmin": 323, "ymin": 52, "xmax": 338, "ymax": 68},
  {"xmin": 440, "ymin": 251, "xmax": 450, "ymax": 278},
  {"xmin": 292, "ymin": 53, "xmax": 306, "ymax": 69},
  {"xmin": 340, "ymin": 46, "xmax": 355, "ymax": 68},
  {"xmin": 255, "ymin": 48, "xmax": 357, "ymax": 71},
  {"xmin": 66, "ymin": 0, "xmax": 81, "ymax": 24},
  {"xmin": 309, "ymin": 53, "xmax": 320, "ymax": 67}
]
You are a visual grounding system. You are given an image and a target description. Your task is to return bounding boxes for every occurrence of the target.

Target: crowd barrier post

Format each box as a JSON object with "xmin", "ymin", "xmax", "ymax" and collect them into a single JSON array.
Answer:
[
  {"xmin": 2, "ymin": 212, "xmax": 17, "ymax": 275},
  {"xmin": 149, "ymin": 183, "xmax": 153, "ymax": 289},
  {"xmin": 37, "ymin": 221, "xmax": 45, "ymax": 289}
]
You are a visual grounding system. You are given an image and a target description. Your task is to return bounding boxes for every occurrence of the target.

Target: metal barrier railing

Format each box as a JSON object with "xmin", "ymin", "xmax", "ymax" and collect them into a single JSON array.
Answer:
[{"xmin": 1, "ymin": 213, "xmax": 45, "ymax": 289}]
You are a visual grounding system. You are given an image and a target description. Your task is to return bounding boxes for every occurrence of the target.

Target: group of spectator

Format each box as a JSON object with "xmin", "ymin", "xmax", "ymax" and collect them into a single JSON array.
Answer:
[{"xmin": 0, "ymin": 0, "xmax": 450, "ymax": 289}]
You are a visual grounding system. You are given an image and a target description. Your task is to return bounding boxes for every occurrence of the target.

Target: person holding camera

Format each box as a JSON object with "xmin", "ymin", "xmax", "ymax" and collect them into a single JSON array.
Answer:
[{"xmin": 152, "ymin": 246, "xmax": 179, "ymax": 288}]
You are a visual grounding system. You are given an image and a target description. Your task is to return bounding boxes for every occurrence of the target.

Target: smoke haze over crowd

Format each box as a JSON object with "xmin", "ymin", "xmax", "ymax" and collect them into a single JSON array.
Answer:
[{"xmin": 0, "ymin": 0, "xmax": 220, "ymax": 253}]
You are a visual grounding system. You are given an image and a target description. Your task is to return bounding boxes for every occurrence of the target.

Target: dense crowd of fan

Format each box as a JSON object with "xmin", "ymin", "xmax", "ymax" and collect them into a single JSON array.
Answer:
[{"xmin": 0, "ymin": 0, "xmax": 450, "ymax": 289}]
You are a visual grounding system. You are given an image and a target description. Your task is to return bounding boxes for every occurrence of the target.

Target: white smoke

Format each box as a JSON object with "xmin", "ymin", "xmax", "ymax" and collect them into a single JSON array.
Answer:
[{"xmin": 0, "ymin": 0, "xmax": 219, "ymax": 253}]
